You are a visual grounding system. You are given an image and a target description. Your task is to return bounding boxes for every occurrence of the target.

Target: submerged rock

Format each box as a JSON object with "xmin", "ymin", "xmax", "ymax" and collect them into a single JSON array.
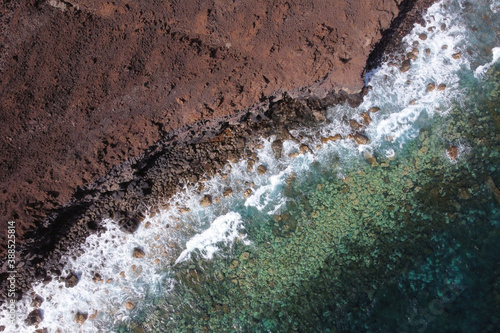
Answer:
[
  {"xmin": 361, "ymin": 112, "xmax": 372, "ymax": 126},
  {"xmin": 447, "ymin": 146, "xmax": 459, "ymax": 160}
]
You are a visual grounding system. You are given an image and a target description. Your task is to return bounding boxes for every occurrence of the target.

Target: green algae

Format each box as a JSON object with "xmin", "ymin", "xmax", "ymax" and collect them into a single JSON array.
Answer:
[{"xmin": 121, "ymin": 64, "xmax": 500, "ymax": 332}]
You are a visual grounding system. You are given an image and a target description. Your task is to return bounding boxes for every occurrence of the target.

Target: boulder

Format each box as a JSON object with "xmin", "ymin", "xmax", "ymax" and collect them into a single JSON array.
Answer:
[
  {"xmin": 200, "ymin": 194, "xmax": 212, "ymax": 207},
  {"xmin": 132, "ymin": 247, "xmax": 146, "ymax": 259},
  {"xmin": 400, "ymin": 59, "xmax": 411, "ymax": 73},
  {"xmin": 354, "ymin": 133, "xmax": 370, "ymax": 145},
  {"xmin": 65, "ymin": 271, "xmax": 79, "ymax": 288},
  {"xmin": 75, "ymin": 312, "xmax": 88, "ymax": 325},
  {"xmin": 257, "ymin": 165, "xmax": 268, "ymax": 175},
  {"xmin": 25, "ymin": 309, "xmax": 43, "ymax": 326}
]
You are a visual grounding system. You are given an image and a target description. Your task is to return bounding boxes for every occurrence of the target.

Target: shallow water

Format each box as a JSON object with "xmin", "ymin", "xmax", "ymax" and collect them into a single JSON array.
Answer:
[{"xmin": 1, "ymin": 0, "xmax": 500, "ymax": 332}]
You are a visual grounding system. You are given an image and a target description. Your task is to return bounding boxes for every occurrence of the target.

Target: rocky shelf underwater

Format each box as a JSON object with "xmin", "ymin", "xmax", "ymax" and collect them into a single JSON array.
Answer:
[{"xmin": 1, "ymin": 0, "xmax": 500, "ymax": 332}]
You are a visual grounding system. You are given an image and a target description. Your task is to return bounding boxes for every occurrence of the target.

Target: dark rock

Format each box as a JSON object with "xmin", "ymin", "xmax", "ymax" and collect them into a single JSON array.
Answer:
[
  {"xmin": 271, "ymin": 140, "xmax": 283, "ymax": 159},
  {"xmin": 26, "ymin": 309, "xmax": 43, "ymax": 326},
  {"xmin": 400, "ymin": 59, "xmax": 411, "ymax": 73},
  {"xmin": 31, "ymin": 295, "xmax": 44, "ymax": 308},
  {"xmin": 65, "ymin": 272, "xmax": 79, "ymax": 288},
  {"xmin": 354, "ymin": 133, "xmax": 370, "ymax": 145},
  {"xmin": 75, "ymin": 312, "xmax": 88, "ymax": 325},
  {"xmin": 132, "ymin": 248, "xmax": 146, "ymax": 259},
  {"xmin": 349, "ymin": 119, "xmax": 363, "ymax": 130},
  {"xmin": 257, "ymin": 165, "xmax": 268, "ymax": 175},
  {"xmin": 321, "ymin": 134, "xmax": 343, "ymax": 144},
  {"xmin": 200, "ymin": 195, "xmax": 213, "ymax": 207}
]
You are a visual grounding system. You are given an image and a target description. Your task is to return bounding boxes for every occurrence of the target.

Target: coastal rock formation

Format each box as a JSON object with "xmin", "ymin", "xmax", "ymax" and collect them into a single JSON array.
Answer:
[
  {"xmin": 0, "ymin": 0, "xmax": 437, "ymax": 302},
  {"xmin": 0, "ymin": 0, "xmax": 404, "ymax": 249}
]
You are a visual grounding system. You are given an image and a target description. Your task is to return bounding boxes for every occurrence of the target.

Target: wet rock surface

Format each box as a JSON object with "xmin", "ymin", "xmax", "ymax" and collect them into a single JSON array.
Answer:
[{"xmin": 0, "ymin": 0, "xmax": 437, "ymax": 304}]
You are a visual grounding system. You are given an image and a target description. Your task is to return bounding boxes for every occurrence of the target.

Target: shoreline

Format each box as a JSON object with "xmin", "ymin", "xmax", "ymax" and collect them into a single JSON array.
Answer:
[{"xmin": 0, "ymin": 0, "xmax": 437, "ymax": 306}]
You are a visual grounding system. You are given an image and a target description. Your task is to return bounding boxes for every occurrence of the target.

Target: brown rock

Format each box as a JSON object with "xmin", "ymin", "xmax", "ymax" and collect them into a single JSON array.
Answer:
[
  {"xmin": 200, "ymin": 194, "xmax": 212, "ymax": 207},
  {"xmin": 349, "ymin": 119, "xmax": 363, "ymax": 130},
  {"xmin": 92, "ymin": 273, "xmax": 103, "ymax": 283},
  {"xmin": 400, "ymin": 59, "xmax": 411, "ymax": 73},
  {"xmin": 365, "ymin": 153, "xmax": 378, "ymax": 166},
  {"xmin": 452, "ymin": 52, "xmax": 462, "ymax": 59},
  {"xmin": 271, "ymin": 140, "xmax": 283, "ymax": 159},
  {"xmin": 26, "ymin": 309, "xmax": 43, "ymax": 326},
  {"xmin": 368, "ymin": 107, "xmax": 380, "ymax": 113},
  {"xmin": 437, "ymin": 84, "xmax": 447, "ymax": 91},
  {"xmin": 425, "ymin": 48, "xmax": 431, "ymax": 55},
  {"xmin": 447, "ymin": 146, "xmax": 459, "ymax": 160},
  {"xmin": 353, "ymin": 133, "xmax": 370, "ymax": 145},
  {"xmin": 65, "ymin": 271, "xmax": 79, "ymax": 288},
  {"xmin": 125, "ymin": 301, "xmax": 135, "ymax": 310},
  {"xmin": 223, "ymin": 188, "xmax": 233, "ymax": 197},
  {"xmin": 299, "ymin": 144, "xmax": 312, "ymax": 154},
  {"xmin": 31, "ymin": 295, "xmax": 44, "ymax": 308},
  {"xmin": 132, "ymin": 247, "xmax": 145, "ymax": 258},
  {"xmin": 89, "ymin": 310, "xmax": 98, "ymax": 320},
  {"xmin": 75, "ymin": 312, "xmax": 88, "ymax": 325},
  {"xmin": 257, "ymin": 165, "xmax": 268, "ymax": 175},
  {"xmin": 418, "ymin": 33, "xmax": 428, "ymax": 40},
  {"xmin": 321, "ymin": 134, "xmax": 343, "ymax": 143},
  {"xmin": 407, "ymin": 52, "xmax": 418, "ymax": 60},
  {"xmin": 361, "ymin": 112, "xmax": 372, "ymax": 126},
  {"xmin": 244, "ymin": 189, "xmax": 253, "ymax": 198},
  {"xmin": 426, "ymin": 83, "xmax": 436, "ymax": 92}
]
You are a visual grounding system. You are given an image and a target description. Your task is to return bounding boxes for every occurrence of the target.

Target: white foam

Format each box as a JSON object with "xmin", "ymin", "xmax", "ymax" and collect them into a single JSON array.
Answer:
[
  {"xmin": 175, "ymin": 212, "xmax": 249, "ymax": 264},
  {"xmin": 475, "ymin": 47, "xmax": 500, "ymax": 77}
]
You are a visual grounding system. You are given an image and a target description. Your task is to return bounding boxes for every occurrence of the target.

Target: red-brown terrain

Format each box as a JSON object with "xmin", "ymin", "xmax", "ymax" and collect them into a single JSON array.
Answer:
[{"xmin": 0, "ymin": 0, "xmax": 435, "ymax": 262}]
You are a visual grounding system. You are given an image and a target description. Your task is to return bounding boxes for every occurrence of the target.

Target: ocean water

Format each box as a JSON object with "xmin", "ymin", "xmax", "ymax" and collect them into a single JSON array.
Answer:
[{"xmin": 1, "ymin": 0, "xmax": 500, "ymax": 332}]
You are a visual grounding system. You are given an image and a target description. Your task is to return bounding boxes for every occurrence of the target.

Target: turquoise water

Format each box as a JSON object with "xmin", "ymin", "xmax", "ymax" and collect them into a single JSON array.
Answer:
[{"xmin": 1, "ymin": 0, "xmax": 499, "ymax": 332}]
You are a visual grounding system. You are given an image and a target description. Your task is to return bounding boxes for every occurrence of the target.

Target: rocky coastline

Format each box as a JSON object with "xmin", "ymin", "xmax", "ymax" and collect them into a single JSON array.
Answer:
[{"xmin": 0, "ymin": 0, "xmax": 436, "ymax": 306}]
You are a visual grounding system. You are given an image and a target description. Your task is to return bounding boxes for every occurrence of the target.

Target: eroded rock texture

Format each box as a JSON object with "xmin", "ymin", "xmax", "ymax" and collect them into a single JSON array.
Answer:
[{"xmin": 0, "ymin": 0, "xmax": 426, "ymax": 254}]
